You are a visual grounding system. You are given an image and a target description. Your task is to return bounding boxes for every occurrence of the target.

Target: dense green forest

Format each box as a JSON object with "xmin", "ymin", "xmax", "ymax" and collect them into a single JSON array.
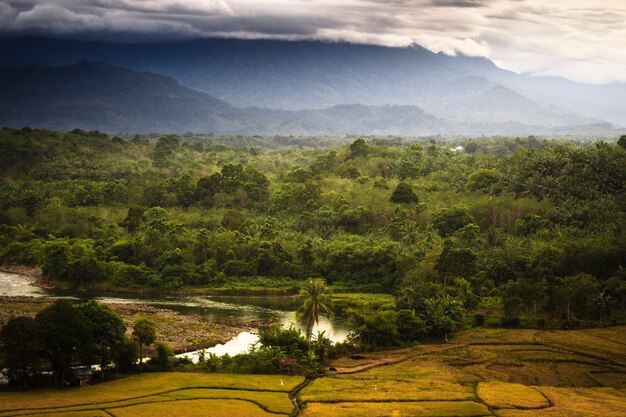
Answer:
[{"xmin": 1, "ymin": 128, "xmax": 625, "ymax": 330}]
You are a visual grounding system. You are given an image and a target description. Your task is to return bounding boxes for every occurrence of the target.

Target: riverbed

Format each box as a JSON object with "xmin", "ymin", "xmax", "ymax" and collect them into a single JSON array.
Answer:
[{"xmin": 0, "ymin": 271, "xmax": 349, "ymax": 359}]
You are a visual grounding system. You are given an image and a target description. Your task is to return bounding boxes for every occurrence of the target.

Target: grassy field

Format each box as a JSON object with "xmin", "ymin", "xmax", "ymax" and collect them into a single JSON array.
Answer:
[
  {"xmin": 1, "ymin": 327, "xmax": 624, "ymax": 417},
  {"xmin": 0, "ymin": 373, "xmax": 304, "ymax": 417},
  {"xmin": 299, "ymin": 326, "xmax": 626, "ymax": 417}
]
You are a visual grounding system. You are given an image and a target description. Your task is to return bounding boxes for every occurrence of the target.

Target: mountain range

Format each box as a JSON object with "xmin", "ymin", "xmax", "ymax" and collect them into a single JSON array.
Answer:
[{"xmin": 0, "ymin": 37, "xmax": 624, "ymax": 136}]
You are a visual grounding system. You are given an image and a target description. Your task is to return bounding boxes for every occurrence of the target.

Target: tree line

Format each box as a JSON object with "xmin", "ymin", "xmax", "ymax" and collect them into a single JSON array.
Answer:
[{"xmin": 0, "ymin": 299, "xmax": 167, "ymax": 388}]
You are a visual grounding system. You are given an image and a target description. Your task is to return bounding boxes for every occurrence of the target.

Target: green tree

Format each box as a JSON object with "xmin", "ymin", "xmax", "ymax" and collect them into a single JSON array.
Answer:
[
  {"xmin": 390, "ymin": 182, "xmax": 419, "ymax": 203},
  {"xmin": 349, "ymin": 138, "xmax": 370, "ymax": 158},
  {"xmin": 114, "ymin": 337, "xmax": 138, "ymax": 373},
  {"xmin": 150, "ymin": 342, "xmax": 175, "ymax": 371},
  {"xmin": 120, "ymin": 206, "xmax": 145, "ymax": 232},
  {"xmin": 422, "ymin": 295, "xmax": 465, "ymax": 342},
  {"xmin": 0, "ymin": 316, "xmax": 41, "ymax": 387},
  {"xmin": 431, "ymin": 207, "xmax": 476, "ymax": 237},
  {"xmin": 133, "ymin": 319, "xmax": 156, "ymax": 373},
  {"xmin": 79, "ymin": 301, "xmax": 126, "ymax": 379},
  {"xmin": 257, "ymin": 325, "xmax": 309, "ymax": 358},
  {"xmin": 436, "ymin": 240, "xmax": 478, "ymax": 292},
  {"xmin": 311, "ymin": 331, "xmax": 333, "ymax": 364},
  {"xmin": 347, "ymin": 308, "xmax": 399, "ymax": 348},
  {"xmin": 36, "ymin": 300, "xmax": 92, "ymax": 386},
  {"xmin": 554, "ymin": 273, "xmax": 599, "ymax": 323},
  {"xmin": 466, "ymin": 168, "xmax": 500, "ymax": 192},
  {"xmin": 297, "ymin": 279, "xmax": 333, "ymax": 341}
]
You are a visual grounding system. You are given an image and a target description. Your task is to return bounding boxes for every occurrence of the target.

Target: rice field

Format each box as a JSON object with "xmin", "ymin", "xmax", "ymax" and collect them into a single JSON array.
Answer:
[
  {"xmin": 298, "ymin": 326, "xmax": 626, "ymax": 417},
  {"xmin": 0, "ymin": 373, "xmax": 304, "ymax": 417},
  {"xmin": 0, "ymin": 327, "xmax": 624, "ymax": 417}
]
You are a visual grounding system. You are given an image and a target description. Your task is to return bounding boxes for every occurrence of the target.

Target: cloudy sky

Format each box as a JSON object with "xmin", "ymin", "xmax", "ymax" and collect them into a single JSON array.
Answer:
[{"xmin": 1, "ymin": 0, "xmax": 625, "ymax": 84}]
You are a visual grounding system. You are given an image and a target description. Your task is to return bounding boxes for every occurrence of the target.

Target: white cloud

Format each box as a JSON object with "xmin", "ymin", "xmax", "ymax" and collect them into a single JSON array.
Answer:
[{"xmin": 1, "ymin": 0, "xmax": 625, "ymax": 84}]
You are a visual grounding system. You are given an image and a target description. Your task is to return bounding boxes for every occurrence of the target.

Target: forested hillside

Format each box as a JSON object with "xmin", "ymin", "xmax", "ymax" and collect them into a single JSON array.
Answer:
[
  {"xmin": 1, "ymin": 128, "xmax": 625, "ymax": 327},
  {"xmin": 4, "ymin": 61, "xmax": 621, "ymax": 136},
  {"xmin": 3, "ymin": 37, "xmax": 626, "ymax": 127}
]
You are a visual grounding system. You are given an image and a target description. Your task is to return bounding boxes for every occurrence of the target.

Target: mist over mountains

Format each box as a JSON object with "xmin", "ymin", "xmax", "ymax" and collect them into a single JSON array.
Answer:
[{"xmin": 0, "ymin": 37, "xmax": 624, "ymax": 136}]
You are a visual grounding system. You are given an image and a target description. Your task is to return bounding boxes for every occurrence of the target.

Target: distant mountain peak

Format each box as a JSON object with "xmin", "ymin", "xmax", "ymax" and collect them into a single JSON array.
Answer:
[{"xmin": 0, "ymin": 37, "xmax": 624, "ymax": 133}]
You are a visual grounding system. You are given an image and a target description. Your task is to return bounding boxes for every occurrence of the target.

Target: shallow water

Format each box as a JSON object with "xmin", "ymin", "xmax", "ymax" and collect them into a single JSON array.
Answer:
[
  {"xmin": 0, "ymin": 272, "xmax": 349, "ymax": 357},
  {"xmin": 0, "ymin": 271, "xmax": 48, "ymax": 297}
]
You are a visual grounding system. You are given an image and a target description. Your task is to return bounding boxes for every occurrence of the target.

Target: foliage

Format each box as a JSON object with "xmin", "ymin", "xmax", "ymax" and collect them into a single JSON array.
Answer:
[
  {"xmin": 35, "ymin": 300, "xmax": 93, "ymax": 385},
  {"xmin": 389, "ymin": 182, "xmax": 419, "ymax": 203},
  {"xmin": 133, "ymin": 319, "xmax": 157, "ymax": 372},
  {"xmin": 0, "ymin": 316, "xmax": 41, "ymax": 387},
  {"xmin": 297, "ymin": 278, "xmax": 333, "ymax": 339},
  {"xmin": 257, "ymin": 325, "xmax": 309, "ymax": 358},
  {"xmin": 346, "ymin": 308, "xmax": 401, "ymax": 348},
  {"xmin": 78, "ymin": 300, "xmax": 126, "ymax": 377},
  {"xmin": 430, "ymin": 207, "xmax": 476, "ymax": 238},
  {"xmin": 0, "ymin": 128, "xmax": 624, "ymax": 332},
  {"xmin": 1, "ymin": 300, "xmax": 130, "ymax": 386}
]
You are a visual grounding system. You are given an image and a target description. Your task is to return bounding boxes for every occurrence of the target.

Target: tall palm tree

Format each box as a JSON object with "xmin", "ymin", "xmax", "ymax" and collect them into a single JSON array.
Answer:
[{"xmin": 297, "ymin": 278, "xmax": 333, "ymax": 341}]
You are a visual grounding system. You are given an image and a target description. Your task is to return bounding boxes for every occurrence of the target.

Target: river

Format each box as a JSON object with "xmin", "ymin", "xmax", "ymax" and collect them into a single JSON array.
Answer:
[{"xmin": 0, "ymin": 271, "xmax": 349, "ymax": 360}]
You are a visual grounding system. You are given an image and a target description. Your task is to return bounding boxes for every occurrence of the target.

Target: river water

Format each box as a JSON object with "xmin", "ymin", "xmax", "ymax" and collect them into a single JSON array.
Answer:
[{"xmin": 0, "ymin": 272, "xmax": 349, "ymax": 359}]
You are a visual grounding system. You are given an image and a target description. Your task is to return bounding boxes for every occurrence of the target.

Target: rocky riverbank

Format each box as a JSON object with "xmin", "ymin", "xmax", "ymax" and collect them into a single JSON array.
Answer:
[
  {"xmin": 0, "ymin": 265, "xmax": 43, "ymax": 278},
  {"xmin": 0, "ymin": 296, "xmax": 271, "ymax": 355}
]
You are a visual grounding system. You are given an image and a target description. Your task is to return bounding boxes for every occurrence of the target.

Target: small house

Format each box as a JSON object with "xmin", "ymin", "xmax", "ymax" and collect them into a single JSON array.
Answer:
[{"xmin": 67, "ymin": 366, "xmax": 93, "ymax": 386}]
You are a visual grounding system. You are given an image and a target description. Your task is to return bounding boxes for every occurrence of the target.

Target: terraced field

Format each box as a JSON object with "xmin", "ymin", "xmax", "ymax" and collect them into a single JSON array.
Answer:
[
  {"xmin": 0, "ymin": 327, "xmax": 624, "ymax": 417},
  {"xmin": 0, "ymin": 373, "xmax": 305, "ymax": 417},
  {"xmin": 298, "ymin": 326, "xmax": 626, "ymax": 417}
]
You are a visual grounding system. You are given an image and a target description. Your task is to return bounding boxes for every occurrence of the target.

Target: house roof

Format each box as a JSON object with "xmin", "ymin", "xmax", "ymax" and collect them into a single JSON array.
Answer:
[{"xmin": 71, "ymin": 367, "xmax": 93, "ymax": 378}]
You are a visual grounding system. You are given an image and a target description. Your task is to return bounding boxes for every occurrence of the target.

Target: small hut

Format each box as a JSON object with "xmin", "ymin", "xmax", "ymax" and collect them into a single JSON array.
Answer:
[{"xmin": 67, "ymin": 367, "xmax": 92, "ymax": 386}]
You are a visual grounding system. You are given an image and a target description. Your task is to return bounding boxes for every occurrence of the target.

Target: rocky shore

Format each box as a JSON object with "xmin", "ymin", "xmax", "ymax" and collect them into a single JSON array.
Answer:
[{"xmin": 0, "ymin": 296, "xmax": 271, "ymax": 356}]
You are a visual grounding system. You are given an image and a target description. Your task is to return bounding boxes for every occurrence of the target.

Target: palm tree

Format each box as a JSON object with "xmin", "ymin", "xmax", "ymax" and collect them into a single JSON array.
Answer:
[{"xmin": 297, "ymin": 279, "xmax": 333, "ymax": 341}]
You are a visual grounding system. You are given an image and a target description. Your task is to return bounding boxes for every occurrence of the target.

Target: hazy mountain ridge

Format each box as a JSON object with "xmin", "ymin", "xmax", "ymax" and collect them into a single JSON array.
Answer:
[
  {"xmin": 0, "ymin": 60, "xmax": 622, "ymax": 136},
  {"xmin": 1, "ymin": 36, "xmax": 624, "ymax": 129}
]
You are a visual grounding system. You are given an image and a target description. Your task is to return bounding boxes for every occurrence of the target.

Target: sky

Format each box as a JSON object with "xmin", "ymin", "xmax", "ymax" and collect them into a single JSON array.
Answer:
[{"xmin": 0, "ymin": 0, "xmax": 625, "ymax": 84}]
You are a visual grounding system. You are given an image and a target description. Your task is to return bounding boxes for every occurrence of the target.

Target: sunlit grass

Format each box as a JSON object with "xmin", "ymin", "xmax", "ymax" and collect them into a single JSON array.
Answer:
[
  {"xmin": 495, "ymin": 387, "xmax": 626, "ymax": 417},
  {"xmin": 2, "ymin": 396, "xmax": 171, "ymax": 417},
  {"xmin": 163, "ymin": 389, "xmax": 294, "ymax": 414},
  {"xmin": 15, "ymin": 411, "xmax": 112, "ymax": 417},
  {"xmin": 0, "ymin": 373, "xmax": 303, "ymax": 412},
  {"xmin": 330, "ymin": 293, "xmax": 395, "ymax": 308},
  {"xmin": 477, "ymin": 382, "xmax": 549, "ymax": 409},
  {"xmin": 300, "ymin": 377, "xmax": 474, "ymax": 402},
  {"xmin": 300, "ymin": 401, "xmax": 491, "ymax": 417},
  {"xmin": 111, "ymin": 398, "xmax": 280, "ymax": 417}
]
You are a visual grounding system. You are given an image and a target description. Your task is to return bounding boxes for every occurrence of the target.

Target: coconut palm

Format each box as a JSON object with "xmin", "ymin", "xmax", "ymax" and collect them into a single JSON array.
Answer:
[{"xmin": 297, "ymin": 278, "xmax": 333, "ymax": 341}]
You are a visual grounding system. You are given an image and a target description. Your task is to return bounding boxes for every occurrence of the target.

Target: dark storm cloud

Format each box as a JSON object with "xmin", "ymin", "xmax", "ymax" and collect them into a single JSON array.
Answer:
[{"xmin": 0, "ymin": 0, "xmax": 624, "ymax": 83}]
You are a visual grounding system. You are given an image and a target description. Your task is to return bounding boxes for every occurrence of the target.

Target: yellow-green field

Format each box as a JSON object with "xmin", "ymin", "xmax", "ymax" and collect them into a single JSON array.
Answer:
[
  {"xmin": 1, "ymin": 327, "xmax": 625, "ymax": 417},
  {"xmin": 299, "ymin": 326, "xmax": 626, "ymax": 417},
  {"xmin": 0, "ymin": 373, "xmax": 304, "ymax": 417}
]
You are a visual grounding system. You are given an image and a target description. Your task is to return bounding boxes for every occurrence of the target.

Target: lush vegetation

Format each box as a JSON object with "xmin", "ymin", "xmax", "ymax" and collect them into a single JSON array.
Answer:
[
  {"xmin": 1, "ymin": 128, "xmax": 625, "ymax": 334},
  {"xmin": 0, "ymin": 299, "xmax": 142, "ymax": 387}
]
